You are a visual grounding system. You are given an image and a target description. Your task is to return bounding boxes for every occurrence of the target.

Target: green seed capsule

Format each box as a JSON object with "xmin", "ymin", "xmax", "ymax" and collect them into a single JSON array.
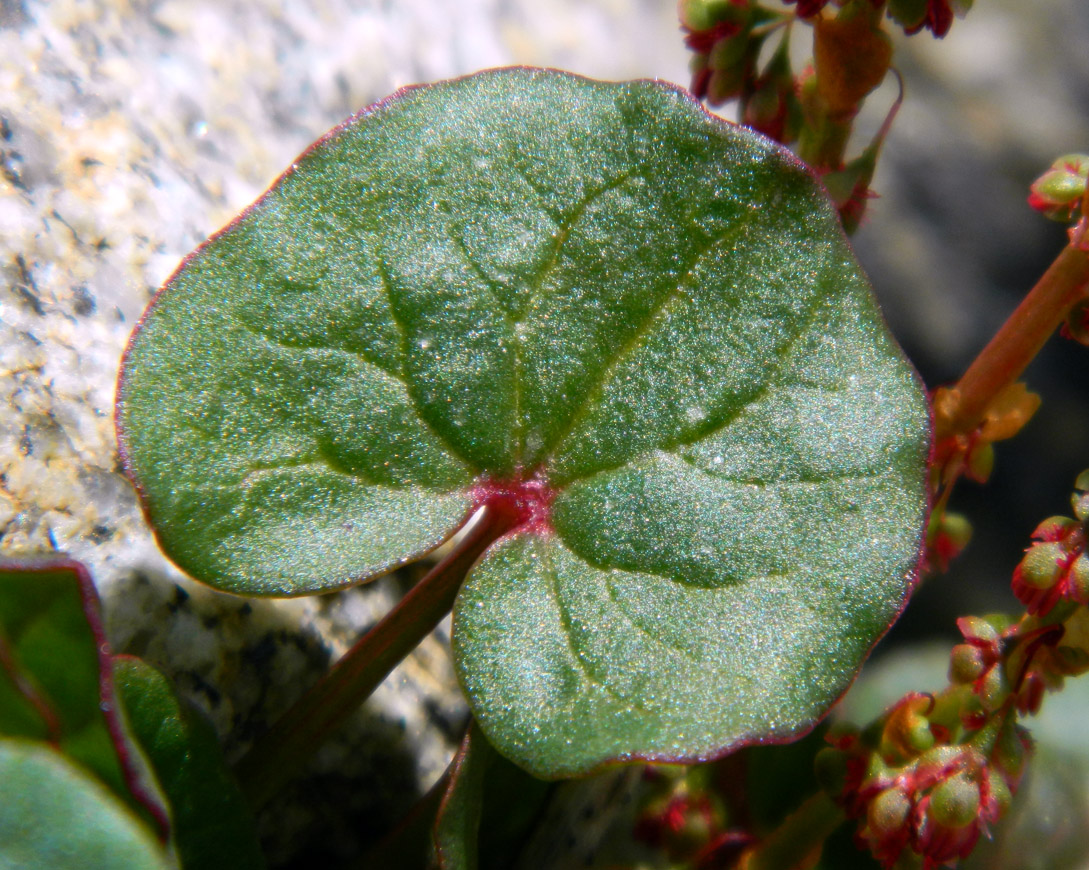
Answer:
[
  {"xmin": 1067, "ymin": 554, "xmax": 1089, "ymax": 604},
  {"xmin": 868, "ymin": 787, "xmax": 912, "ymax": 836},
  {"xmin": 977, "ymin": 664, "xmax": 1010, "ymax": 712},
  {"xmin": 949, "ymin": 643, "xmax": 986, "ymax": 684},
  {"xmin": 1019, "ymin": 543, "xmax": 1067, "ymax": 590},
  {"xmin": 929, "ymin": 775, "xmax": 981, "ymax": 829}
]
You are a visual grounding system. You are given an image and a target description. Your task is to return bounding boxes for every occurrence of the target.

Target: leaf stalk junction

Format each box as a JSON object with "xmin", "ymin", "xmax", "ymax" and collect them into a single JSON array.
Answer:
[{"xmin": 234, "ymin": 474, "xmax": 553, "ymax": 808}]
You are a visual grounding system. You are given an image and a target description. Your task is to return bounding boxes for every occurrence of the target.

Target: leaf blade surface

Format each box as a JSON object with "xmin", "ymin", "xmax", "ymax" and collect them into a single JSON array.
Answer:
[
  {"xmin": 0, "ymin": 738, "xmax": 172, "ymax": 870},
  {"xmin": 119, "ymin": 68, "xmax": 930, "ymax": 773}
]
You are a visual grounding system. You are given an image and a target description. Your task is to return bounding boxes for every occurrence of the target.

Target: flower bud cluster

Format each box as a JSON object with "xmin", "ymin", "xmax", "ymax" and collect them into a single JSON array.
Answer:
[
  {"xmin": 948, "ymin": 616, "xmax": 1062, "ymax": 720},
  {"xmin": 816, "ymin": 693, "xmax": 1025, "ymax": 869},
  {"xmin": 1010, "ymin": 481, "xmax": 1089, "ymax": 617},
  {"xmin": 785, "ymin": 0, "xmax": 968, "ymax": 38},
  {"xmin": 813, "ymin": 472, "xmax": 1089, "ymax": 867},
  {"xmin": 954, "ymin": 472, "xmax": 1089, "ymax": 712},
  {"xmin": 682, "ymin": 1, "xmax": 973, "ymax": 231},
  {"xmin": 634, "ymin": 788, "xmax": 720, "ymax": 856},
  {"xmin": 679, "ymin": 1, "xmax": 788, "ymax": 108},
  {"xmin": 633, "ymin": 766, "xmax": 746, "ymax": 868},
  {"xmin": 931, "ymin": 382, "xmax": 1040, "ymax": 487}
]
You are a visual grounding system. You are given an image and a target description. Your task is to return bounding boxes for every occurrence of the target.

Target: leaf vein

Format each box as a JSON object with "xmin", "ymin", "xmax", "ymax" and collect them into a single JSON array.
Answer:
[
  {"xmin": 540, "ymin": 541, "xmax": 629, "ymax": 704},
  {"xmin": 545, "ymin": 211, "xmax": 764, "ymax": 461},
  {"xmin": 519, "ymin": 168, "xmax": 639, "ymax": 320},
  {"xmin": 603, "ymin": 574, "xmax": 701, "ymax": 662},
  {"xmin": 672, "ymin": 452, "xmax": 891, "ymax": 488},
  {"xmin": 374, "ymin": 256, "xmax": 484, "ymax": 473},
  {"xmin": 666, "ymin": 281, "xmax": 837, "ymax": 455},
  {"xmin": 239, "ymin": 324, "xmax": 402, "ymax": 381},
  {"xmin": 557, "ymin": 265, "xmax": 838, "ymax": 485},
  {"xmin": 449, "ymin": 231, "xmax": 524, "ymax": 463},
  {"xmin": 238, "ymin": 456, "xmax": 372, "ymax": 488}
]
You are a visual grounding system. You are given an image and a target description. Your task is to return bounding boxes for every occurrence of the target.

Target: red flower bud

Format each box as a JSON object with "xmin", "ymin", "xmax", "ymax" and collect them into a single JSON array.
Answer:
[
  {"xmin": 889, "ymin": 0, "xmax": 964, "ymax": 38},
  {"xmin": 1073, "ymin": 471, "xmax": 1089, "ymax": 521},
  {"xmin": 1062, "ymin": 300, "xmax": 1089, "ymax": 346},
  {"xmin": 785, "ymin": 0, "xmax": 831, "ymax": 17},
  {"xmin": 1011, "ymin": 517, "xmax": 1087, "ymax": 616},
  {"xmin": 1028, "ymin": 154, "xmax": 1089, "ymax": 222},
  {"xmin": 785, "ymin": 0, "xmax": 884, "ymax": 19},
  {"xmin": 928, "ymin": 511, "xmax": 972, "ymax": 573}
]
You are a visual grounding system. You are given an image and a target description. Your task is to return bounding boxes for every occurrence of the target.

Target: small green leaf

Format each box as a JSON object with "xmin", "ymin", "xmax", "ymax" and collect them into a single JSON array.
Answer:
[
  {"xmin": 434, "ymin": 724, "xmax": 491, "ymax": 870},
  {"xmin": 0, "ymin": 738, "xmax": 172, "ymax": 870},
  {"xmin": 0, "ymin": 559, "xmax": 168, "ymax": 830},
  {"xmin": 119, "ymin": 69, "xmax": 929, "ymax": 775},
  {"xmin": 433, "ymin": 721, "xmax": 552, "ymax": 870},
  {"xmin": 113, "ymin": 656, "xmax": 265, "ymax": 870}
]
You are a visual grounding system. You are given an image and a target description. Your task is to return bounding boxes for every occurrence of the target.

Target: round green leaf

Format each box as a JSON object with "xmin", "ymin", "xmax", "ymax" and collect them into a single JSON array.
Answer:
[
  {"xmin": 433, "ymin": 723, "xmax": 491, "ymax": 870},
  {"xmin": 0, "ymin": 560, "xmax": 169, "ymax": 831},
  {"xmin": 0, "ymin": 738, "xmax": 171, "ymax": 870},
  {"xmin": 119, "ymin": 68, "xmax": 929, "ymax": 774},
  {"xmin": 113, "ymin": 657, "xmax": 265, "ymax": 870},
  {"xmin": 432, "ymin": 721, "xmax": 552, "ymax": 870}
]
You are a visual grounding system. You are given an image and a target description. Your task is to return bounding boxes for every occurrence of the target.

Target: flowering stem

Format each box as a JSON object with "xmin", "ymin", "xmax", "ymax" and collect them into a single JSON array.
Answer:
[
  {"xmin": 798, "ymin": 114, "xmax": 852, "ymax": 174},
  {"xmin": 936, "ymin": 242, "xmax": 1089, "ymax": 441},
  {"xmin": 738, "ymin": 792, "xmax": 844, "ymax": 870},
  {"xmin": 234, "ymin": 505, "xmax": 517, "ymax": 809},
  {"xmin": 751, "ymin": 17, "xmax": 792, "ymax": 39}
]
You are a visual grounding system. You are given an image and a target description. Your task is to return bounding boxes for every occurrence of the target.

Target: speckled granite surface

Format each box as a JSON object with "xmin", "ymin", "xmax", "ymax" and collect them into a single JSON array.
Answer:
[{"xmin": 2, "ymin": 0, "xmax": 1087, "ymax": 865}]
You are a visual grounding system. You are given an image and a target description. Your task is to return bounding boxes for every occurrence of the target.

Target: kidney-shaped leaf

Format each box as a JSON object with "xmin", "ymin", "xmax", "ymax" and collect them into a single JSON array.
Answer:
[
  {"xmin": 0, "ymin": 738, "xmax": 172, "ymax": 870},
  {"xmin": 433, "ymin": 720, "xmax": 552, "ymax": 870},
  {"xmin": 118, "ymin": 68, "xmax": 929, "ymax": 776},
  {"xmin": 0, "ymin": 559, "xmax": 168, "ymax": 830},
  {"xmin": 113, "ymin": 656, "xmax": 266, "ymax": 870}
]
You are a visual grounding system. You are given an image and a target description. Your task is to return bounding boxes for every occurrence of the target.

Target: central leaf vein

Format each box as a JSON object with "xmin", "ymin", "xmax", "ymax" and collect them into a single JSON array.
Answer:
[
  {"xmin": 544, "ymin": 210, "xmax": 765, "ymax": 464},
  {"xmin": 448, "ymin": 230, "xmax": 526, "ymax": 464},
  {"xmin": 374, "ymin": 256, "xmax": 484, "ymax": 473},
  {"xmin": 540, "ymin": 541, "xmax": 628, "ymax": 705}
]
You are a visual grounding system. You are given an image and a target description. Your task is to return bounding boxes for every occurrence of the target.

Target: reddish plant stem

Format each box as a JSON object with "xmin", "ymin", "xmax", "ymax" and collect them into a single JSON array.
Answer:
[
  {"xmin": 738, "ymin": 792, "xmax": 844, "ymax": 870},
  {"xmin": 937, "ymin": 242, "xmax": 1089, "ymax": 441},
  {"xmin": 235, "ymin": 504, "xmax": 518, "ymax": 809},
  {"xmin": 1009, "ymin": 622, "xmax": 1066, "ymax": 695}
]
